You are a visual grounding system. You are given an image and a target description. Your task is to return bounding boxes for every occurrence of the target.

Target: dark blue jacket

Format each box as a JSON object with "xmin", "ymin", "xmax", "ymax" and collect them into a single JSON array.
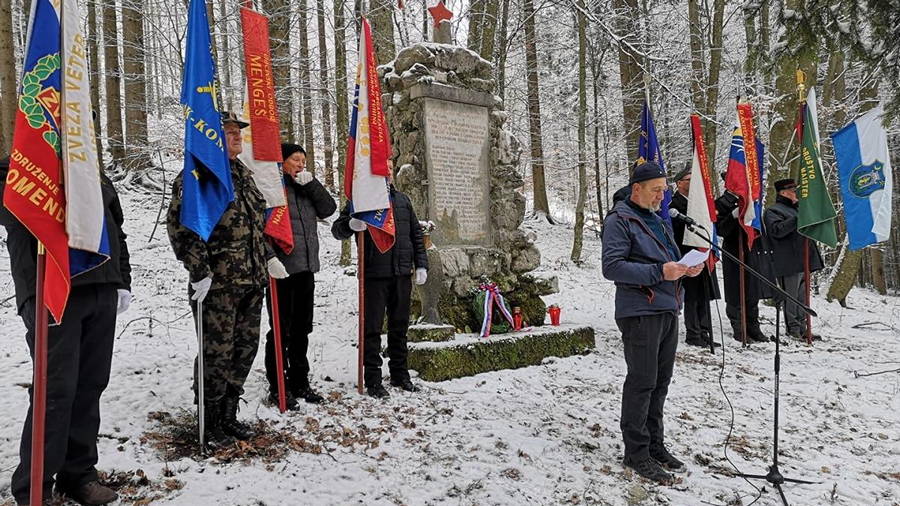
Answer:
[{"xmin": 602, "ymin": 199, "xmax": 683, "ymax": 319}]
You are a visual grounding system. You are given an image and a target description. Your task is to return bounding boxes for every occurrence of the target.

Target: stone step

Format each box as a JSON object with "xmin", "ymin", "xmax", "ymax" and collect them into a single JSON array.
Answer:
[
  {"xmin": 407, "ymin": 323, "xmax": 456, "ymax": 343},
  {"xmin": 407, "ymin": 325, "xmax": 595, "ymax": 382}
]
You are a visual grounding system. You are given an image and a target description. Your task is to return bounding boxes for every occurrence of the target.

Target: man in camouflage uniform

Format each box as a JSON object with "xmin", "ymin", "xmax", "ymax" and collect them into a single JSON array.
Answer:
[{"xmin": 167, "ymin": 112, "xmax": 288, "ymax": 446}]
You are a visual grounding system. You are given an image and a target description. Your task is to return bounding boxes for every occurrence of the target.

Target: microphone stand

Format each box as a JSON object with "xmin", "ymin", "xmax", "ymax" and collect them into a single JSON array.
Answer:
[{"xmin": 678, "ymin": 218, "xmax": 818, "ymax": 506}]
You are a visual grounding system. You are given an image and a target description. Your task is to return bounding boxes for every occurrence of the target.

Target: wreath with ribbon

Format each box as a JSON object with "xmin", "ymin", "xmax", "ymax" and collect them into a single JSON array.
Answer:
[{"xmin": 472, "ymin": 282, "xmax": 515, "ymax": 337}]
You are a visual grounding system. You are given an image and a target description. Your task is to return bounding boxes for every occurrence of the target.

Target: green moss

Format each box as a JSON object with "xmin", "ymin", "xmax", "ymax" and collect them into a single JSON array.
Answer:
[{"xmin": 407, "ymin": 326, "xmax": 595, "ymax": 382}]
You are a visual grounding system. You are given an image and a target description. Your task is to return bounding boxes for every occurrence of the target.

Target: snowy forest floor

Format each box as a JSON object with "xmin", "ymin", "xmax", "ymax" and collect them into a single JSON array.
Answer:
[{"xmin": 1, "ymin": 185, "xmax": 899, "ymax": 506}]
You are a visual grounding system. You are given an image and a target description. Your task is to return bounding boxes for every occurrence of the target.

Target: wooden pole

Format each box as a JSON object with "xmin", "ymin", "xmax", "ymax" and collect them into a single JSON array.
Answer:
[
  {"xmin": 804, "ymin": 238, "xmax": 812, "ymax": 345},
  {"xmin": 269, "ymin": 277, "xmax": 288, "ymax": 412},
  {"xmin": 357, "ymin": 231, "xmax": 366, "ymax": 394},
  {"xmin": 30, "ymin": 245, "xmax": 48, "ymax": 506}
]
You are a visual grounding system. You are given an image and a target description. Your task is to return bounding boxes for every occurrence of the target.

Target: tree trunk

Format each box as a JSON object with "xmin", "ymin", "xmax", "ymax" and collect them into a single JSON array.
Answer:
[
  {"xmin": 317, "ymin": 1, "xmax": 335, "ymax": 189},
  {"xmin": 871, "ymin": 248, "xmax": 887, "ymax": 295},
  {"xmin": 522, "ymin": 0, "xmax": 551, "ymax": 220},
  {"xmin": 298, "ymin": 0, "xmax": 316, "ymax": 174},
  {"xmin": 103, "ymin": 0, "xmax": 125, "ymax": 163},
  {"xmin": 479, "ymin": 0, "xmax": 500, "ymax": 62},
  {"xmin": 495, "ymin": 0, "xmax": 510, "ymax": 101},
  {"xmin": 121, "ymin": 0, "xmax": 151, "ymax": 171},
  {"xmin": 591, "ymin": 51, "xmax": 604, "ymax": 228},
  {"xmin": 612, "ymin": 0, "xmax": 642, "ymax": 159},
  {"xmin": 86, "ymin": 0, "xmax": 104, "ymax": 170},
  {"xmin": 0, "ymin": 0, "xmax": 17, "ymax": 155},
  {"xmin": 266, "ymin": 0, "xmax": 293, "ymax": 141},
  {"xmin": 335, "ymin": 0, "xmax": 352, "ymax": 266},
  {"xmin": 704, "ymin": 0, "xmax": 724, "ymax": 192},
  {"xmin": 369, "ymin": 0, "xmax": 396, "ymax": 65},
  {"xmin": 571, "ymin": 0, "xmax": 587, "ymax": 263},
  {"xmin": 467, "ymin": 0, "xmax": 485, "ymax": 54}
]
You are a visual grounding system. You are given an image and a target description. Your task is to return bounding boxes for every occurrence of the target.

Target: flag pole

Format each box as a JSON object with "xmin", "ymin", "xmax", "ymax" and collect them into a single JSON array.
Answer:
[
  {"xmin": 269, "ymin": 277, "xmax": 288, "ymax": 412},
  {"xmin": 196, "ymin": 299, "xmax": 206, "ymax": 453},
  {"xmin": 30, "ymin": 244, "xmax": 49, "ymax": 506},
  {"xmin": 738, "ymin": 232, "xmax": 748, "ymax": 346},
  {"xmin": 357, "ymin": 231, "xmax": 366, "ymax": 394},
  {"xmin": 796, "ymin": 69, "xmax": 813, "ymax": 346}
]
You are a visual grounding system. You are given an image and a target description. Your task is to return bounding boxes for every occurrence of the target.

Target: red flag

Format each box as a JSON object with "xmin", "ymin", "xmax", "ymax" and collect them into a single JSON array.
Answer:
[
  {"xmin": 241, "ymin": 7, "xmax": 282, "ymax": 162},
  {"xmin": 3, "ymin": 13, "xmax": 70, "ymax": 322},
  {"xmin": 725, "ymin": 103, "xmax": 762, "ymax": 248},
  {"xmin": 263, "ymin": 191, "xmax": 294, "ymax": 254}
]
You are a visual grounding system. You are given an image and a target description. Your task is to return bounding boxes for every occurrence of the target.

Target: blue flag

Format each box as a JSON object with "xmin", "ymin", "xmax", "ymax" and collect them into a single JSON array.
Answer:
[
  {"xmin": 179, "ymin": 0, "xmax": 233, "ymax": 241},
  {"xmin": 638, "ymin": 100, "xmax": 671, "ymax": 222}
]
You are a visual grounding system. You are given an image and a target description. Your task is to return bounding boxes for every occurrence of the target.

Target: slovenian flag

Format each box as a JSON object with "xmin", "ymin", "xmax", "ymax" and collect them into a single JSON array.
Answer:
[
  {"xmin": 344, "ymin": 18, "xmax": 395, "ymax": 253},
  {"xmin": 832, "ymin": 106, "xmax": 892, "ymax": 251},
  {"xmin": 1, "ymin": 0, "xmax": 108, "ymax": 323},
  {"xmin": 683, "ymin": 115, "xmax": 718, "ymax": 267}
]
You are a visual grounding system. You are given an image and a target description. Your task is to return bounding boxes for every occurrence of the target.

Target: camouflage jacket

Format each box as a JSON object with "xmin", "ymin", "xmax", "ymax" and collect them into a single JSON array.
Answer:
[{"xmin": 167, "ymin": 158, "xmax": 273, "ymax": 290}]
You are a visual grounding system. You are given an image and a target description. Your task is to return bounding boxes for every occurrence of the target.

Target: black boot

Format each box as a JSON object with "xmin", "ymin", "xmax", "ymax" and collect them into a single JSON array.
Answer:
[
  {"xmin": 291, "ymin": 377, "xmax": 325, "ymax": 404},
  {"xmin": 268, "ymin": 389, "xmax": 300, "ymax": 410},
  {"xmin": 220, "ymin": 396, "xmax": 255, "ymax": 440},
  {"xmin": 390, "ymin": 377, "xmax": 420, "ymax": 392},
  {"xmin": 367, "ymin": 384, "xmax": 390, "ymax": 399},
  {"xmin": 203, "ymin": 402, "xmax": 235, "ymax": 449}
]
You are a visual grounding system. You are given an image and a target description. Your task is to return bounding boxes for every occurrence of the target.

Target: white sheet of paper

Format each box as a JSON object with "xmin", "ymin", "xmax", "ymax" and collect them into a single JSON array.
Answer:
[{"xmin": 677, "ymin": 249, "xmax": 709, "ymax": 267}]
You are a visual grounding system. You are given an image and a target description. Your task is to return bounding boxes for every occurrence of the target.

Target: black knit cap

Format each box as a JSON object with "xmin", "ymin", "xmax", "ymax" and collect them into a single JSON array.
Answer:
[
  {"xmin": 774, "ymin": 178, "xmax": 797, "ymax": 191},
  {"xmin": 629, "ymin": 160, "xmax": 667, "ymax": 185},
  {"xmin": 281, "ymin": 143, "xmax": 306, "ymax": 161}
]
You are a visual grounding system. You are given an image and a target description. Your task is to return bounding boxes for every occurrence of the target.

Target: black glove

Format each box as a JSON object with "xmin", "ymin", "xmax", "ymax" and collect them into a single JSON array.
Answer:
[{"xmin": 715, "ymin": 190, "xmax": 739, "ymax": 216}]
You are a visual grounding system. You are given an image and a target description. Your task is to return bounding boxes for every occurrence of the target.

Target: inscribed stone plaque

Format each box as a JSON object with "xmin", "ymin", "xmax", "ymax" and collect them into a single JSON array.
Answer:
[{"xmin": 423, "ymin": 97, "xmax": 491, "ymax": 246}]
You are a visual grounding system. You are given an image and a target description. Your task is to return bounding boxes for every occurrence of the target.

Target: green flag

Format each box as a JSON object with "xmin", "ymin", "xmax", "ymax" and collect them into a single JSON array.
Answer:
[{"xmin": 797, "ymin": 88, "xmax": 838, "ymax": 247}]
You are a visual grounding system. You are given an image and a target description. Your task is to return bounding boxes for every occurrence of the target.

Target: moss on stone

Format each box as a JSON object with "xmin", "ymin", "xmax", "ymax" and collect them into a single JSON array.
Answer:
[{"xmin": 407, "ymin": 326, "xmax": 595, "ymax": 382}]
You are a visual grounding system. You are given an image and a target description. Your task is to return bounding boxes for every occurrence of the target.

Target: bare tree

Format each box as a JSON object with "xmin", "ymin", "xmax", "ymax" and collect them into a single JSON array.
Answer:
[
  {"xmin": 87, "ymin": 0, "xmax": 104, "ymax": 170},
  {"xmin": 103, "ymin": 0, "xmax": 125, "ymax": 163},
  {"xmin": 369, "ymin": 0, "xmax": 395, "ymax": 64},
  {"xmin": 298, "ymin": 0, "xmax": 316, "ymax": 172},
  {"xmin": 612, "ymin": 0, "xmax": 642, "ymax": 159},
  {"xmin": 121, "ymin": 0, "xmax": 151, "ymax": 171},
  {"xmin": 571, "ymin": 0, "xmax": 587, "ymax": 262},
  {"xmin": 522, "ymin": 0, "xmax": 552, "ymax": 220},
  {"xmin": 335, "ymin": 0, "xmax": 352, "ymax": 266},
  {"xmin": 317, "ymin": 1, "xmax": 335, "ymax": 188},
  {"xmin": 265, "ymin": 0, "xmax": 293, "ymax": 141}
]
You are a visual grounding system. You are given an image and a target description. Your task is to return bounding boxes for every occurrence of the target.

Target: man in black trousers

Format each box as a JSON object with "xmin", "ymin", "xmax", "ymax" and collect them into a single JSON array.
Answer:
[
  {"xmin": 670, "ymin": 166, "xmax": 720, "ymax": 348},
  {"xmin": 332, "ymin": 181, "xmax": 428, "ymax": 399},
  {"xmin": 602, "ymin": 162, "xmax": 702, "ymax": 484},
  {"xmin": 2, "ymin": 157, "xmax": 131, "ymax": 505}
]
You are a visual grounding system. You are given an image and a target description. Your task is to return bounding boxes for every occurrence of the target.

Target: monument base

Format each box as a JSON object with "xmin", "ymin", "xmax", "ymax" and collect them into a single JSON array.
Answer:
[{"xmin": 406, "ymin": 325, "xmax": 595, "ymax": 382}]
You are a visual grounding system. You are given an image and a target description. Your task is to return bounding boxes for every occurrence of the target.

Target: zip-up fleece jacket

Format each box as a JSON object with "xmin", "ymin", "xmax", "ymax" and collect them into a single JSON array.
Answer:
[{"xmin": 601, "ymin": 199, "xmax": 683, "ymax": 319}]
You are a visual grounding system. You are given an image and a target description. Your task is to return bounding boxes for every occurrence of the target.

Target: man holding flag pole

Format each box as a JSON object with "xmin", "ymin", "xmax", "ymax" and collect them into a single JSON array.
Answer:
[
  {"xmin": 167, "ymin": 0, "xmax": 287, "ymax": 450},
  {"xmin": 331, "ymin": 17, "xmax": 428, "ymax": 398},
  {"xmin": 1, "ymin": 0, "xmax": 131, "ymax": 503}
]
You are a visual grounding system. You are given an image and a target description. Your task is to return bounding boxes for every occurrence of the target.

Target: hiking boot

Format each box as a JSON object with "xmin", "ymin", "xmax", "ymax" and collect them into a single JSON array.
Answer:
[
  {"xmin": 220, "ymin": 396, "xmax": 255, "ymax": 440},
  {"xmin": 61, "ymin": 480, "xmax": 118, "ymax": 505},
  {"xmin": 367, "ymin": 384, "xmax": 390, "ymax": 399},
  {"xmin": 748, "ymin": 328, "xmax": 770, "ymax": 342},
  {"xmin": 292, "ymin": 386, "xmax": 325, "ymax": 404},
  {"xmin": 650, "ymin": 445, "xmax": 685, "ymax": 472},
  {"xmin": 685, "ymin": 336, "xmax": 706, "ymax": 347},
  {"xmin": 390, "ymin": 377, "xmax": 420, "ymax": 392},
  {"xmin": 268, "ymin": 390, "xmax": 300, "ymax": 410},
  {"xmin": 203, "ymin": 402, "xmax": 235, "ymax": 448},
  {"xmin": 623, "ymin": 456, "xmax": 674, "ymax": 485}
]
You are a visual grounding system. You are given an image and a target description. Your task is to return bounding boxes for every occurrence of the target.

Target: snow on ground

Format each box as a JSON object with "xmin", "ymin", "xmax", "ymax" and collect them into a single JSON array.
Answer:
[{"xmin": 1, "ymin": 185, "xmax": 899, "ymax": 506}]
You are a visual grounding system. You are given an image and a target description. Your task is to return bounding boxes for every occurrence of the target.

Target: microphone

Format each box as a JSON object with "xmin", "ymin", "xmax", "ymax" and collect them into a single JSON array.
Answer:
[{"xmin": 668, "ymin": 208, "xmax": 697, "ymax": 226}]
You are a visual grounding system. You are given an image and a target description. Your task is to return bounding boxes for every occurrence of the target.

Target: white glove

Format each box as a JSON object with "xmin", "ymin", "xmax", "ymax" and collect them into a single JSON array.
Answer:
[
  {"xmin": 349, "ymin": 218, "xmax": 367, "ymax": 232},
  {"xmin": 267, "ymin": 257, "xmax": 289, "ymax": 279},
  {"xmin": 294, "ymin": 171, "xmax": 313, "ymax": 185},
  {"xmin": 116, "ymin": 289, "xmax": 131, "ymax": 315},
  {"xmin": 191, "ymin": 276, "xmax": 212, "ymax": 303},
  {"xmin": 415, "ymin": 268, "xmax": 428, "ymax": 286}
]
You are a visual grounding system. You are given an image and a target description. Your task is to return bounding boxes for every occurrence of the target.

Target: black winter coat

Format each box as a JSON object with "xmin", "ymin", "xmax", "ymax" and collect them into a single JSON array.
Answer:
[
  {"xmin": 715, "ymin": 193, "xmax": 777, "ymax": 305},
  {"xmin": 1, "ymin": 158, "xmax": 132, "ymax": 315},
  {"xmin": 763, "ymin": 196, "xmax": 824, "ymax": 277},
  {"xmin": 275, "ymin": 175, "xmax": 336, "ymax": 274},
  {"xmin": 331, "ymin": 187, "xmax": 428, "ymax": 278},
  {"xmin": 670, "ymin": 191, "xmax": 720, "ymax": 302}
]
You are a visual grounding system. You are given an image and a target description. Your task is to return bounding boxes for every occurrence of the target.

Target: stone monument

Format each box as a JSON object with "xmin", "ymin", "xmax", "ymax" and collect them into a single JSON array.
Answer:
[{"xmin": 379, "ymin": 43, "xmax": 557, "ymax": 332}]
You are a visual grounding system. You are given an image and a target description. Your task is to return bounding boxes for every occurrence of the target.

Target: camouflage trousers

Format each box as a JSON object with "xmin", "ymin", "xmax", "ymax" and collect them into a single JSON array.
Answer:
[{"xmin": 189, "ymin": 284, "xmax": 264, "ymax": 403}]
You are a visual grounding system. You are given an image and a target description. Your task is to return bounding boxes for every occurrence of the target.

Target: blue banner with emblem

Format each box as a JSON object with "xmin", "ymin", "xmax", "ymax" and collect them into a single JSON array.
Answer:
[
  {"xmin": 638, "ymin": 100, "xmax": 672, "ymax": 223},
  {"xmin": 179, "ymin": 0, "xmax": 233, "ymax": 241}
]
